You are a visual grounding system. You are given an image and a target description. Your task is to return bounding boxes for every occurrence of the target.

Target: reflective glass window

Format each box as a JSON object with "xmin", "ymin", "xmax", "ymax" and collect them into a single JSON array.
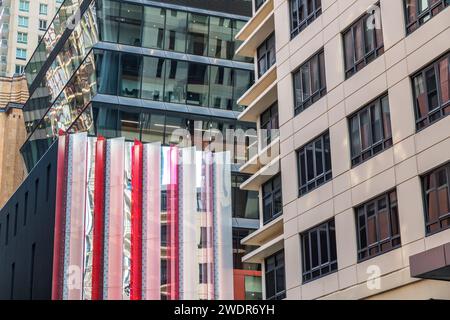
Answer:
[
  {"xmin": 142, "ymin": 6, "xmax": 166, "ymax": 49},
  {"xmin": 165, "ymin": 9, "xmax": 187, "ymax": 52},
  {"xmin": 209, "ymin": 16, "xmax": 233, "ymax": 59},
  {"xmin": 164, "ymin": 60, "xmax": 188, "ymax": 104},
  {"xmin": 142, "ymin": 57, "xmax": 166, "ymax": 101},
  {"xmin": 118, "ymin": 3, "xmax": 143, "ymax": 46},
  {"xmin": 119, "ymin": 53, "xmax": 142, "ymax": 98},
  {"xmin": 186, "ymin": 63, "xmax": 209, "ymax": 107},
  {"xmin": 210, "ymin": 66, "xmax": 233, "ymax": 110},
  {"xmin": 187, "ymin": 13, "xmax": 209, "ymax": 56}
]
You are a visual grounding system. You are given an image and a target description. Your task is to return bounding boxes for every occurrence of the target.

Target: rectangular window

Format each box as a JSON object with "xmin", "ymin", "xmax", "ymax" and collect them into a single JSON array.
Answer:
[
  {"xmin": 209, "ymin": 16, "xmax": 233, "ymax": 60},
  {"xmin": 186, "ymin": 62, "xmax": 209, "ymax": 107},
  {"xmin": 260, "ymin": 103, "xmax": 279, "ymax": 147},
  {"xmin": 290, "ymin": 0, "xmax": 322, "ymax": 39},
  {"xmin": 142, "ymin": 7, "xmax": 166, "ymax": 49},
  {"xmin": 257, "ymin": 33, "xmax": 276, "ymax": 78},
  {"xmin": 293, "ymin": 50, "xmax": 326, "ymax": 115},
  {"xmin": 349, "ymin": 94, "xmax": 392, "ymax": 166},
  {"xmin": 356, "ymin": 190, "xmax": 401, "ymax": 261},
  {"xmin": 5, "ymin": 213, "xmax": 9, "ymax": 245},
  {"xmin": 39, "ymin": 3, "xmax": 48, "ymax": 15},
  {"xmin": 10, "ymin": 263, "xmax": 15, "ymax": 299},
  {"xmin": 209, "ymin": 65, "xmax": 233, "ymax": 110},
  {"xmin": 232, "ymin": 174, "xmax": 259, "ymax": 220},
  {"xmin": 404, "ymin": 0, "xmax": 449, "ymax": 34},
  {"xmin": 34, "ymin": 179, "xmax": 39, "ymax": 215},
  {"xmin": 18, "ymin": 16, "xmax": 28, "ymax": 27},
  {"xmin": 17, "ymin": 32, "xmax": 27, "ymax": 44},
  {"xmin": 46, "ymin": 164, "xmax": 51, "ymax": 201},
  {"xmin": 24, "ymin": 191, "xmax": 28, "ymax": 226},
  {"xmin": 39, "ymin": 19, "xmax": 47, "ymax": 31},
  {"xmin": 422, "ymin": 162, "xmax": 450, "ymax": 235},
  {"xmin": 297, "ymin": 131, "xmax": 332, "ymax": 196},
  {"xmin": 118, "ymin": 3, "xmax": 143, "ymax": 46},
  {"xmin": 16, "ymin": 48, "xmax": 26, "ymax": 60},
  {"xmin": 19, "ymin": 0, "xmax": 29, "ymax": 12},
  {"xmin": 412, "ymin": 53, "xmax": 450, "ymax": 130},
  {"xmin": 265, "ymin": 250, "xmax": 286, "ymax": 300},
  {"xmin": 15, "ymin": 65, "xmax": 25, "ymax": 75},
  {"xmin": 165, "ymin": 9, "xmax": 187, "ymax": 52},
  {"xmin": 142, "ymin": 56, "xmax": 166, "ymax": 101},
  {"xmin": 119, "ymin": 53, "xmax": 142, "ymax": 98},
  {"xmin": 187, "ymin": 13, "xmax": 209, "ymax": 56},
  {"xmin": 14, "ymin": 203, "xmax": 18, "ymax": 236},
  {"xmin": 343, "ymin": 4, "xmax": 384, "ymax": 78},
  {"xmin": 301, "ymin": 219, "xmax": 337, "ymax": 283},
  {"xmin": 262, "ymin": 174, "xmax": 283, "ymax": 225},
  {"xmin": 30, "ymin": 243, "xmax": 36, "ymax": 299}
]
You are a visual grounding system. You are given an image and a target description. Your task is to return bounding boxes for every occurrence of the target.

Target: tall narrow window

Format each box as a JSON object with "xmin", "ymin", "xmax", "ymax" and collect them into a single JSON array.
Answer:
[
  {"xmin": 262, "ymin": 174, "xmax": 283, "ymax": 225},
  {"xmin": 293, "ymin": 50, "xmax": 326, "ymax": 115},
  {"xmin": 10, "ymin": 263, "xmax": 15, "ymax": 299},
  {"xmin": 404, "ymin": 0, "xmax": 449, "ymax": 34},
  {"xmin": 142, "ymin": 57, "xmax": 166, "ymax": 101},
  {"xmin": 260, "ymin": 103, "xmax": 279, "ymax": 147},
  {"xmin": 34, "ymin": 179, "xmax": 39, "ymax": 215},
  {"xmin": 301, "ymin": 219, "xmax": 337, "ymax": 283},
  {"xmin": 165, "ymin": 9, "xmax": 187, "ymax": 52},
  {"xmin": 265, "ymin": 250, "xmax": 286, "ymax": 300},
  {"xmin": 343, "ymin": 5, "xmax": 384, "ymax": 78},
  {"xmin": 422, "ymin": 163, "xmax": 450, "ymax": 235},
  {"xmin": 349, "ymin": 94, "xmax": 392, "ymax": 166},
  {"xmin": 14, "ymin": 203, "xmax": 18, "ymax": 236},
  {"xmin": 412, "ymin": 53, "xmax": 450, "ymax": 130},
  {"xmin": 46, "ymin": 164, "xmax": 51, "ymax": 202},
  {"xmin": 186, "ymin": 63, "xmax": 209, "ymax": 107},
  {"xmin": 290, "ymin": 0, "xmax": 322, "ymax": 38},
  {"xmin": 257, "ymin": 33, "xmax": 276, "ymax": 77},
  {"xmin": 24, "ymin": 192, "xmax": 28, "ymax": 226},
  {"xmin": 209, "ymin": 16, "xmax": 233, "ymax": 59},
  {"xmin": 30, "ymin": 243, "xmax": 36, "ymax": 299},
  {"xmin": 118, "ymin": 3, "xmax": 143, "ymax": 46},
  {"xmin": 5, "ymin": 213, "xmax": 9, "ymax": 245},
  {"xmin": 297, "ymin": 131, "xmax": 332, "ymax": 196},
  {"xmin": 142, "ymin": 7, "xmax": 166, "ymax": 49},
  {"xmin": 164, "ymin": 60, "xmax": 188, "ymax": 104},
  {"xmin": 356, "ymin": 190, "xmax": 401, "ymax": 261},
  {"xmin": 187, "ymin": 13, "xmax": 209, "ymax": 56},
  {"xmin": 119, "ymin": 53, "xmax": 142, "ymax": 98}
]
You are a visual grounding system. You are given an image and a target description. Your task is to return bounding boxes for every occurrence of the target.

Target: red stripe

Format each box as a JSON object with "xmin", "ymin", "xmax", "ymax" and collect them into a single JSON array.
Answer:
[
  {"xmin": 51, "ymin": 132, "xmax": 68, "ymax": 300},
  {"xmin": 167, "ymin": 146, "xmax": 179, "ymax": 300},
  {"xmin": 130, "ymin": 140, "xmax": 143, "ymax": 300},
  {"xmin": 92, "ymin": 136, "xmax": 106, "ymax": 300}
]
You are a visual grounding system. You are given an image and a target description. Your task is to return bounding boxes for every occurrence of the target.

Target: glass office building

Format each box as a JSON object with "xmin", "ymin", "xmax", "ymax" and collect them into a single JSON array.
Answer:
[{"xmin": 15, "ymin": 0, "xmax": 260, "ymax": 299}]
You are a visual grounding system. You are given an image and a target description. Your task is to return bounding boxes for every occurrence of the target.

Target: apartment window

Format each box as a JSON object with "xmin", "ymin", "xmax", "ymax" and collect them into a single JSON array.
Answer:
[
  {"xmin": 356, "ymin": 190, "xmax": 401, "ymax": 261},
  {"xmin": 17, "ymin": 32, "xmax": 27, "ymax": 44},
  {"xmin": 19, "ymin": 0, "xmax": 29, "ymax": 12},
  {"xmin": 15, "ymin": 65, "xmax": 25, "ymax": 75},
  {"xmin": 265, "ymin": 250, "xmax": 286, "ymax": 300},
  {"xmin": 232, "ymin": 174, "xmax": 259, "ymax": 220},
  {"xmin": 343, "ymin": 5, "xmax": 384, "ymax": 78},
  {"xmin": 301, "ymin": 219, "xmax": 337, "ymax": 283},
  {"xmin": 39, "ymin": 19, "xmax": 47, "ymax": 31},
  {"xmin": 349, "ymin": 94, "xmax": 392, "ymax": 166},
  {"xmin": 39, "ymin": 3, "xmax": 48, "ymax": 15},
  {"xmin": 260, "ymin": 103, "xmax": 279, "ymax": 147},
  {"xmin": 412, "ymin": 53, "xmax": 450, "ymax": 130},
  {"xmin": 297, "ymin": 132, "xmax": 332, "ymax": 196},
  {"xmin": 16, "ymin": 48, "xmax": 26, "ymax": 60},
  {"xmin": 290, "ymin": 0, "xmax": 322, "ymax": 39},
  {"xmin": 404, "ymin": 0, "xmax": 449, "ymax": 34},
  {"xmin": 257, "ymin": 33, "xmax": 276, "ymax": 78},
  {"xmin": 18, "ymin": 16, "xmax": 28, "ymax": 27},
  {"xmin": 422, "ymin": 163, "xmax": 450, "ymax": 235},
  {"xmin": 262, "ymin": 174, "xmax": 282, "ymax": 225},
  {"xmin": 293, "ymin": 50, "xmax": 326, "ymax": 116},
  {"xmin": 255, "ymin": 0, "xmax": 267, "ymax": 11}
]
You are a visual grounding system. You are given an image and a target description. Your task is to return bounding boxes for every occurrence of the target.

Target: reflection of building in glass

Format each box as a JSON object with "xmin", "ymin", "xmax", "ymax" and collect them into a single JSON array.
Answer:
[{"xmin": 0, "ymin": 0, "xmax": 262, "ymax": 300}]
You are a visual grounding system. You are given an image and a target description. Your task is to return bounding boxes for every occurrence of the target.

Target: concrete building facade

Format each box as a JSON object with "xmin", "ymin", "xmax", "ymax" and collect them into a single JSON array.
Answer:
[
  {"xmin": 237, "ymin": 0, "xmax": 450, "ymax": 300},
  {"xmin": 0, "ymin": 0, "xmax": 63, "ymax": 77}
]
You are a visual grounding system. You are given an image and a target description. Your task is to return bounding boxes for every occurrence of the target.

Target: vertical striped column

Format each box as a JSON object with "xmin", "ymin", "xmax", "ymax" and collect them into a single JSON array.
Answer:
[
  {"xmin": 52, "ymin": 132, "xmax": 69, "ymax": 300},
  {"xmin": 92, "ymin": 136, "xmax": 106, "ymax": 300},
  {"xmin": 167, "ymin": 146, "xmax": 179, "ymax": 300},
  {"xmin": 103, "ymin": 138, "xmax": 125, "ymax": 300},
  {"xmin": 142, "ymin": 143, "xmax": 161, "ymax": 300},
  {"xmin": 64, "ymin": 133, "xmax": 88, "ymax": 300},
  {"xmin": 205, "ymin": 152, "xmax": 215, "ymax": 300},
  {"xmin": 130, "ymin": 141, "xmax": 143, "ymax": 300}
]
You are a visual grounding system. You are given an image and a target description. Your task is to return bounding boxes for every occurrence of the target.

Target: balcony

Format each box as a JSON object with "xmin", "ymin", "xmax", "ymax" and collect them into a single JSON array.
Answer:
[{"xmin": 237, "ymin": 64, "xmax": 277, "ymax": 107}]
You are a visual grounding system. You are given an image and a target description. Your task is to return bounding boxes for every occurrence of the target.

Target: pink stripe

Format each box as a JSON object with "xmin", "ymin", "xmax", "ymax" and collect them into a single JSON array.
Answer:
[
  {"xmin": 143, "ymin": 143, "xmax": 161, "ymax": 300},
  {"xmin": 105, "ymin": 138, "xmax": 125, "ymax": 300},
  {"xmin": 167, "ymin": 146, "xmax": 179, "ymax": 300}
]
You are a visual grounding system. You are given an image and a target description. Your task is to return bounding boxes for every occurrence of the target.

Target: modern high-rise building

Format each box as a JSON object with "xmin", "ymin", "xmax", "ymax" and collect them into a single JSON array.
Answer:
[
  {"xmin": 237, "ymin": 0, "xmax": 450, "ymax": 300},
  {"xmin": 0, "ymin": 0, "xmax": 64, "ymax": 77},
  {"xmin": 0, "ymin": 0, "xmax": 263, "ymax": 300}
]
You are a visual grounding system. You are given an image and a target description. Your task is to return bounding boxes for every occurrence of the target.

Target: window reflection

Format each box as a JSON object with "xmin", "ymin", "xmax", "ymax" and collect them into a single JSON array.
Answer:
[
  {"xmin": 118, "ymin": 3, "xmax": 143, "ymax": 46},
  {"xmin": 209, "ymin": 17, "xmax": 233, "ymax": 59},
  {"xmin": 164, "ymin": 60, "xmax": 188, "ymax": 104},
  {"xmin": 187, "ymin": 13, "xmax": 209, "ymax": 56},
  {"xmin": 118, "ymin": 108, "xmax": 140, "ymax": 141},
  {"xmin": 142, "ymin": 57, "xmax": 165, "ymax": 101},
  {"xmin": 165, "ymin": 9, "xmax": 187, "ymax": 52},
  {"xmin": 95, "ymin": 50, "xmax": 119, "ymax": 95},
  {"xmin": 187, "ymin": 63, "xmax": 209, "ymax": 107},
  {"xmin": 143, "ymin": 6, "xmax": 166, "ymax": 49},
  {"xmin": 92, "ymin": 103, "xmax": 118, "ymax": 138},
  {"xmin": 210, "ymin": 66, "xmax": 233, "ymax": 110},
  {"xmin": 141, "ymin": 113, "xmax": 165, "ymax": 143},
  {"xmin": 119, "ymin": 53, "xmax": 142, "ymax": 98}
]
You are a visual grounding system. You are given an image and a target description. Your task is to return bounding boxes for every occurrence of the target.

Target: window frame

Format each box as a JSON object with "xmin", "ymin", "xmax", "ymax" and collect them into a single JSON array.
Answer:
[
  {"xmin": 296, "ymin": 131, "xmax": 332, "ymax": 197},
  {"xmin": 293, "ymin": 49, "xmax": 327, "ymax": 116},
  {"xmin": 404, "ymin": 0, "xmax": 449, "ymax": 35},
  {"xmin": 262, "ymin": 174, "xmax": 283, "ymax": 225},
  {"xmin": 264, "ymin": 250, "xmax": 286, "ymax": 300},
  {"xmin": 355, "ymin": 190, "xmax": 401, "ymax": 262},
  {"xmin": 301, "ymin": 219, "xmax": 338, "ymax": 283},
  {"xmin": 422, "ymin": 162, "xmax": 450, "ymax": 235},
  {"xmin": 348, "ymin": 94, "xmax": 393, "ymax": 167},
  {"xmin": 256, "ymin": 32, "xmax": 276, "ymax": 78},
  {"xmin": 289, "ymin": 0, "xmax": 322, "ymax": 39},
  {"xmin": 342, "ymin": 4, "xmax": 384, "ymax": 79},
  {"xmin": 411, "ymin": 52, "xmax": 450, "ymax": 131},
  {"xmin": 260, "ymin": 102, "xmax": 279, "ymax": 147}
]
